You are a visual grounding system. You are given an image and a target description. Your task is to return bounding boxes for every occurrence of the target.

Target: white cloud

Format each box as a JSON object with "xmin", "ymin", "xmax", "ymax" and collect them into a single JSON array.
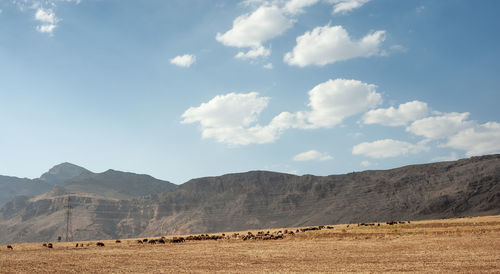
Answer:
[
  {"xmin": 181, "ymin": 92, "xmax": 280, "ymax": 146},
  {"xmin": 35, "ymin": 8, "xmax": 56, "ymax": 23},
  {"xmin": 362, "ymin": 100, "xmax": 429, "ymax": 126},
  {"xmin": 36, "ymin": 24, "xmax": 57, "ymax": 33},
  {"xmin": 431, "ymin": 152, "xmax": 459, "ymax": 162},
  {"xmin": 284, "ymin": 24, "xmax": 386, "ymax": 67},
  {"xmin": 13, "ymin": 0, "xmax": 80, "ymax": 35},
  {"xmin": 406, "ymin": 112, "xmax": 473, "ymax": 139},
  {"xmin": 352, "ymin": 139, "xmax": 429, "ymax": 159},
  {"xmin": 182, "ymin": 78, "xmax": 381, "ymax": 146},
  {"xmin": 283, "ymin": 0, "xmax": 319, "ymax": 15},
  {"xmin": 35, "ymin": 8, "xmax": 58, "ymax": 34},
  {"xmin": 274, "ymin": 79, "xmax": 382, "ymax": 129},
  {"xmin": 360, "ymin": 160, "xmax": 372, "ymax": 167},
  {"xmin": 170, "ymin": 54, "xmax": 196, "ymax": 68},
  {"xmin": 216, "ymin": 5, "xmax": 293, "ymax": 49},
  {"xmin": 293, "ymin": 150, "xmax": 333, "ymax": 161},
  {"xmin": 445, "ymin": 122, "xmax": 500, "ymax": 156},
  {"xmin": 182, "ymin": 92, "xmax": 269, "ymax": 128},
  {"xmin": 235, "ymin": 46, "xmax": 271, "ymax": 59},
  {"xmin": 305, "ymin": 79, "xmax": 382, "ymax": 127},
  {"xmin": 328, "ymin": 0, "xmax": 371, "ymax": 14}
]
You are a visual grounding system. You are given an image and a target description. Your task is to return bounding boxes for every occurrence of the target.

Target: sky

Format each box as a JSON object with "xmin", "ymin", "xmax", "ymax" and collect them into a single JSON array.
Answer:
[{"xmin": 0, "ymin": 0, "xmax": 499, "ymax": 184}]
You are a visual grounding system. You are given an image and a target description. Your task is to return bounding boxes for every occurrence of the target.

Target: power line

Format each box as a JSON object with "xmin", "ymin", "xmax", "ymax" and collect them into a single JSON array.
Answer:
[{"xmin": 65, "ymin": 195, "xmax": 73, "ymax": 242}]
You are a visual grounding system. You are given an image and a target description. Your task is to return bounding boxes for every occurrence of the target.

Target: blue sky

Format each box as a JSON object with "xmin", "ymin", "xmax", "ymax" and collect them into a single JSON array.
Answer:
[{"xmin": 1, "ymin": 0, "xmax": 499, "ymax": 184}]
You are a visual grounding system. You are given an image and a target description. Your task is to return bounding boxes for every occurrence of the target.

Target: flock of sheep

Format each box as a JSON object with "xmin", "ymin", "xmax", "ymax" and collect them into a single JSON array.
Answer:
[{"xmin": 4, "ymin": 221, "xmax": 412, "ymax": 250}]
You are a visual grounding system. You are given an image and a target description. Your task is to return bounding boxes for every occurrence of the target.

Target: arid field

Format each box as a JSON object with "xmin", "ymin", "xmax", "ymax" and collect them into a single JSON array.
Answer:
[{"xmin": 1, "ymin": 215, "xmax": 499, "ymax": 273}]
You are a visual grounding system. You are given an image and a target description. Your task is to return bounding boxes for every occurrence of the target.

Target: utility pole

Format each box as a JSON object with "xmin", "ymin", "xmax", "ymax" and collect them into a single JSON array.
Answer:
[{"xmin": 65, "ymin": 195, "xmax": 73, "ymax": 242}]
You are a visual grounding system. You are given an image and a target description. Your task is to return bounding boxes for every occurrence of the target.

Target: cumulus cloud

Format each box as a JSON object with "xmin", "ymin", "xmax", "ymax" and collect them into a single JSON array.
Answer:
[
  {"xmin": 352, "ymin": 139, "xmax": 429, "ymax": 159},
  {"xmin": 35, "ymin": 8, "xmax": 58, "ymax": 34},
  {"xmin": 277, "ymin": 78, "xmax": 382, "ymax": 129},
  {"xmin": 13, "ymin": 0, "xmax": 81, "ymax": 35},
  {"xmin": 362, "ymin": 101, "xmax": 429, "ymax": 126},
  {"xmin": 170, "ymin": 54, "xmax": 196, "ymax": 68},
  {"xmin": 182, "ymin": 78, "xmax": 381, "ymax": 146},
  {"xmin": 181, "ymin": 92, "xmax": 280, "ymax": 146},
  {"xmin": 216, "ymin": 5, "xmax": 293, "ymax": 58},
  {"xmin": 284, "ymin": 25, "xmax": 386, "ymax": 67},
  {"xmin": 182, "ymin": 92, "xmax": 269, "ymax": 129},
  {"xmin": 406, "ymin": 112, "xmax": 473, "ymax": 139},
  {"xmin": 236, "ymin": 46, "xmax": 271, "ymax": 60},
  {"xmin": 328, "ymin": 0, "xmax": 371, "ymax": 14},
  {"xmin": 445, "ymin": 122, "xmax": 500, "ymax": 156},
  {"xmin": 217, "ymin": 1, "xmax": 320, "ymax": 61},
  {"xmin": 293, "ymin": 150, "xmax": 333, "ymax": 161},
  {"xmin": 283, "ymin": 0, "xmax": 319, "ymax": 15}
]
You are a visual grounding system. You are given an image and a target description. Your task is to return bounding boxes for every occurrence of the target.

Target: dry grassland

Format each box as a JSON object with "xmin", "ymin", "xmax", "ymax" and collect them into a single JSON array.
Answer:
[{"xmin": 1, "ymin": 215, "xmax": 499, "ymax": 273}]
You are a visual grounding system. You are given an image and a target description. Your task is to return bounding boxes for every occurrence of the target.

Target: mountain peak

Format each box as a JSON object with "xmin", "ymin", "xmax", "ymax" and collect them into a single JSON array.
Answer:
[{"xmin": 39, "ymin": 162, "xmax": 90, "ymax": 186}]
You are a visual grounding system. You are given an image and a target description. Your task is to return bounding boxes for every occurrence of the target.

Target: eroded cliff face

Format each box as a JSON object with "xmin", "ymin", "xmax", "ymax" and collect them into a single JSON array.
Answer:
[
  {"xmin": 1, "ymin": 155, "xmax": 499, "ymax": 244},
  {"xmin": 141, "ymin": 155, "xmax": 500, "ymax": 236},
  {"xmin": 0, "ymin": 194, "xmax": 158, "ymax": 243}
]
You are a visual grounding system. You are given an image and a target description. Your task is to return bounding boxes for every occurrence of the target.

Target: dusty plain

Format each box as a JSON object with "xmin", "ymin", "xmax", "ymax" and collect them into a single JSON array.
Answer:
[{"xmin": 1, "ymin": 215, "xmax": 499, "ymax": 273}]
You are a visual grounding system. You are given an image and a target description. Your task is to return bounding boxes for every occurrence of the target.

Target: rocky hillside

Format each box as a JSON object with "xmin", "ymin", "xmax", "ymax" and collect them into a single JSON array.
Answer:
[
  {"xmin": 39, "ymin": 162, "xmax": 91, "ymax": 186},
  {"xmin": 0, "ymin": 176, "xmax": 51, "ymax": 207},
  {"xmin": 140, "ymin": 154, "xmax": 500, "ymax": 235},
  {"xmin": 0, "ymin": 163, "xmax": 90, "ymax": 207},
  {"xmin": 58, "ymin": 169, "xmax": 177, "ymax": 200},
  {"xmin": 1, "ymin": 155, "xmax": 499, "ymax": 243}
]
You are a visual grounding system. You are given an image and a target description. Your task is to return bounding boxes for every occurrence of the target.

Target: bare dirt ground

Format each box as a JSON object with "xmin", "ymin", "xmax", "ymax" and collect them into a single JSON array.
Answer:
[{"xmin": 1, "ymin": 215, "xmax": 499, "ymax": 273}]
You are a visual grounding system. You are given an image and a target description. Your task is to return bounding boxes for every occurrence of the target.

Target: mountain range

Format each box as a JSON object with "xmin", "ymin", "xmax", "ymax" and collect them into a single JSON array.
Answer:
[{"xmin": 0, "ymin": 155, "xmax": 499, "ymax": 244}]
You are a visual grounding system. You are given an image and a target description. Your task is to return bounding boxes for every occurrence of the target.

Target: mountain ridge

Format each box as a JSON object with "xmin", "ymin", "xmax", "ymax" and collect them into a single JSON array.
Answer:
[{"xmin": 0, "ymin": 155, "xmax": 499, "ymax": 243}]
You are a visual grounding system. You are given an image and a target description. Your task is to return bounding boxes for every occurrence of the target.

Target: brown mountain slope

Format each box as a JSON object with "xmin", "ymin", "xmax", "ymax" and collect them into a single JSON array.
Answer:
[
  {"xmin": 139, "ymin": 154, "xmax": 499, "ymax": 235},
  {"xmin": 1, "ymin": 155, "xmax": 499, "ymax": 244},
  {"xmin": 0, "ymin": 163, "xmax": 90, "ymax": 207}
]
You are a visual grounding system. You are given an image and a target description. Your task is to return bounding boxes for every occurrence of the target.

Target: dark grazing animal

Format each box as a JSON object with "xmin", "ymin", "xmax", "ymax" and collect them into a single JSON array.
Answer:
[
  {"xmin": 7, "ymin": 245, "xmax": 13, "ymax": 250},
  {"xmin": 47, "ymin": 243, "xmax": 53, "ymax": 248},
  {"xmin": 96, "ymin": 242, "xmax": 105, "ymax": 247},
  {"xmin": 171, "ymin": 237, "xmax": 185, "ymax": 243},
  {"xmin": 115, "ymin": 240, "xmax": 121, "ymax": 243}
]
